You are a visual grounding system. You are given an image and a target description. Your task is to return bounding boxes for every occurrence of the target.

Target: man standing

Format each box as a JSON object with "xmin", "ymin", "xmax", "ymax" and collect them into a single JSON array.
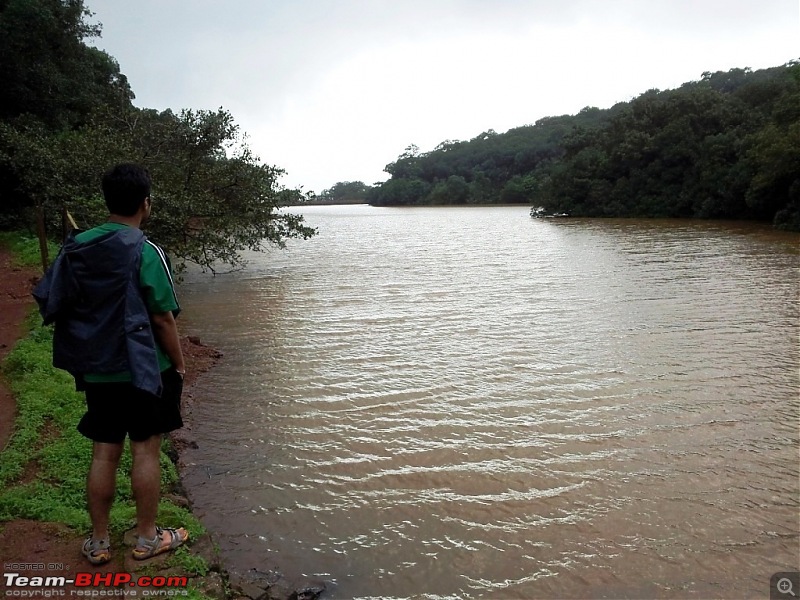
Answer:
[{"xmin": 34, "ymin": 163, "xmax": 188, "ymax": 564}]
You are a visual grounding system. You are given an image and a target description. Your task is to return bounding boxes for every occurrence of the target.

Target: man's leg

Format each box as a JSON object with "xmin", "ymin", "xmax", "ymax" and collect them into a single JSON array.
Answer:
[
  {"xmin": 87, "ymin": 442, "xmax": 124, "ymax": 541},
  {"xmin": 129, "ymin": 434, "xmax": 189, "ymax": 557},
  {"xmin": 130, "ymin": 434, "xmax": 162, "ymax": 541}
]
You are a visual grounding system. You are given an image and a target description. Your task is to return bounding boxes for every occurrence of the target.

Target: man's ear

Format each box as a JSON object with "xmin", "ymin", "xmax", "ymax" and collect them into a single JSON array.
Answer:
[{"xmin": 141, "ymin": 196, "xmax": 152, "ymax": 219}]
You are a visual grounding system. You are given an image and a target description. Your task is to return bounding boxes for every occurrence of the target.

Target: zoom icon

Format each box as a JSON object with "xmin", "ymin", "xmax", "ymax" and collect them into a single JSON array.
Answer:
[{"xmin": 772, "ymin": 572, "xmax": 800, "ymax": 599}]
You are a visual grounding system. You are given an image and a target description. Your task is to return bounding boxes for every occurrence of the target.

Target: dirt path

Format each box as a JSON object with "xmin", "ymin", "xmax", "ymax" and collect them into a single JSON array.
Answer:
[{"xmin": 0, "ymin": 247, "xmax": 39, "ymax": 449}]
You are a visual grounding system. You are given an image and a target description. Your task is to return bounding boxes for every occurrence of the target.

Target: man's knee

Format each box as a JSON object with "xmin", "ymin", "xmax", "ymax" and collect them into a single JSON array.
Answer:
[
  {"xmin": 92, "ymin": 441, "xmax": 124, "ymax": 464},
  {"xmin": 130, "ymin": 434, "xmax": 162, "ymax": 460}
]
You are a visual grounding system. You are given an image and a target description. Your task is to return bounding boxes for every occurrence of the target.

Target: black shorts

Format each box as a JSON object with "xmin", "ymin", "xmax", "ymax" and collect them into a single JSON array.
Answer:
[{"xmin": 78, "ymin": 368, "xmax": 184, "ymax": 443}]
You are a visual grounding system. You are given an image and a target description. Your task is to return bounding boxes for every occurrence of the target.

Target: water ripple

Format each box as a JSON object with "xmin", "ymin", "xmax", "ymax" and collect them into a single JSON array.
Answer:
[{"xmin": 180, "ymin": 207, "xmax": 799, "ymax": 599}]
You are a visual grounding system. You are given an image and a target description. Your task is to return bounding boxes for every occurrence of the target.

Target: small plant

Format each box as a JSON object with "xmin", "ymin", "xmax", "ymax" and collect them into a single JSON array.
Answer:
[
  {"xmin": 169, "ymin": 546, "xmax": 210, "ymax": 577},
  {"xmin": 0, "ymin": 231, "xmax": 58, "ymax": 269}
]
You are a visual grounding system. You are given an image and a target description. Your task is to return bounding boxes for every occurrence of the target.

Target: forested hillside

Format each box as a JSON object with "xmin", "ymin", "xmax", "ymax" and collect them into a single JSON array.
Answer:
[
  {"xmin": 368, "ymin": 63, "xmax": 800, "ymax": 229},
  {"xmin": 0, "ymin": 0, "xmax": 315, "ymax": 272}
]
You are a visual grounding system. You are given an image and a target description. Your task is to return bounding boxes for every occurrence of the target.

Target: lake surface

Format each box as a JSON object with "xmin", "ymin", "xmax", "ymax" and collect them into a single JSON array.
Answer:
[{"xmin": 177, "ymin": 205, "xmax": 799, "ymax": 599}]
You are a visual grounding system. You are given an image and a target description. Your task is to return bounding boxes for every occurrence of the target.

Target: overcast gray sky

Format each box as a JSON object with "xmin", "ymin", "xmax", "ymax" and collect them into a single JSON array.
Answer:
[{"xmin": 89, "ymin": 0, "xmax": 799, "ymax": 194}]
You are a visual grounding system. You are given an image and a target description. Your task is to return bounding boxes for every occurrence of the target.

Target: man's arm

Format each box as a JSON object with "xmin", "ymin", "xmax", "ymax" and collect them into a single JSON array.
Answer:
[{"xmin": 150, "ymin": 311, "xmax": 186, "ymax": 374}]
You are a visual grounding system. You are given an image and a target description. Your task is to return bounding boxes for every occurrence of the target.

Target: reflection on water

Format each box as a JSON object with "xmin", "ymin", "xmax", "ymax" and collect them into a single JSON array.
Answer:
[{"xmin": 177, "ymin": 206, "xmax": 799, "ymax": 599}]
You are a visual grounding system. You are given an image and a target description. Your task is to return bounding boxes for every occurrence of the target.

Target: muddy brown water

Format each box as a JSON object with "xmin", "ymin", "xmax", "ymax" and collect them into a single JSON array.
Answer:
[{"xmin": 177, "ymin": 206, "xmax": 799, "ymax": 599}]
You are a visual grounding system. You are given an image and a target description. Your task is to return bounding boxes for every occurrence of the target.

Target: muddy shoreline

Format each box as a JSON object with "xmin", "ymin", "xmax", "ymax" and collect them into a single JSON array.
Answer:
[
  {"xmin": 173, "ymin": 339, "xmax": 329, "ymax": 600},
  {"xmin": 0, "ymin": 243, "xmax": 311, "ymax": 600}
]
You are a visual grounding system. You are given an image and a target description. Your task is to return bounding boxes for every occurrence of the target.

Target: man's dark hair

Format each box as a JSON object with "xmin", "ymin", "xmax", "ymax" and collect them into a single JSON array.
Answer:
[{"xmin": 101, "ymin": 163, "xmax": 152, "ymax": 216}]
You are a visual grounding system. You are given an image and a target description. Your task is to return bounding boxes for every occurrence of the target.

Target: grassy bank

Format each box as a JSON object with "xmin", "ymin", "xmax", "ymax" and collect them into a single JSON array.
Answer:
[
  {"xmin": 0, "ymin": 233, "xmax": 219, "ymax": 599},
  {"xmin": 0, "ymin": 314, "xmax": 203, "ymax": 535}
]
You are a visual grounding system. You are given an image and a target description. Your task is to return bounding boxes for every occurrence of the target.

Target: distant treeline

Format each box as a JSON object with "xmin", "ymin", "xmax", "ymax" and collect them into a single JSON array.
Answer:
[
  {"xmin": 316, "ymin": 63, "xmax": 799, "ymax": 229},
  {"xmin": 310, "ymin": 181, "xmax": 370, "ymax": 204}
]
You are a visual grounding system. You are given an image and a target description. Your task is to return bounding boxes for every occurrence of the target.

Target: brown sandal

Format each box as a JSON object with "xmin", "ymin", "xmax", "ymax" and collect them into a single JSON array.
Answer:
[
  {"xmin": 132, "ymin": 526, "xmax": 189, "ymax": 560},
  {"xmin": 82, "ymin": 537, "xmax": 112, "ymax": 565}
]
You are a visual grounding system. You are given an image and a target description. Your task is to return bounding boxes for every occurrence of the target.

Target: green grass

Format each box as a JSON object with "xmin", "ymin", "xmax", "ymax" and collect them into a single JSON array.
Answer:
[
  {"xmin": 0, "ymin": 231, "xmax": 193, "ymax": 532},
  {"xmin": 0, "ymin": 231, "xmax": 58, "ymax": 269},
  {"xmin": 0, "ymin": 316, "xmax": 197, "ymax": 535},
  {"xmin": 0, "ymin": 231, "xmax": 216, "ymax": 599}
]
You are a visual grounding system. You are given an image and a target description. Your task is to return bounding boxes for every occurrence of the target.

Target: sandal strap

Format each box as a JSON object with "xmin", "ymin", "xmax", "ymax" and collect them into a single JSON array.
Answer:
[
  {"xmin": 136, "ymin": 530, "xmax": 160, "ymax": 551},
  {"xmin": 82, "ymin": 537, "xmax": 112, "ymax": 565},
  {"xmin": 83, "ymin": 537, "xmax": 110, "ymax": 552},
  {"xmin": 136, "ymin": 527, "xmax": 185, "ymax": 551},
  {"xmin": 159, "ymin": 527, "xmax": 185, "ymax": 550}
]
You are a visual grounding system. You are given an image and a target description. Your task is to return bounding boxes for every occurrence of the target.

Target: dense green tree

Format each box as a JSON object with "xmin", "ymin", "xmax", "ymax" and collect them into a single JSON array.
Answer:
[
  {"xmin": 0, "ymin": 0, "xmax": 132, "ymax": 228},
  {"xmin": 0, "ymin": 0, "xmax": 316, "ymax": 270},
  {"xmin": 427, "ymin": 175, "xmax": 469, "ymax": 205},
  {"xmin": 315, "ymin": 181, "xmax": 371, "ymax": 203},
  {"xmin": 745, "ymin": 122, "xmax": 800, "ymax": 224},
  {"xmin": 368, "ymin": 177, "xmax": 430, "ymax": 206},
  {"xmin": 0, "ymin": 0, "xmax": 132, "ymax": 128},
  {"xmin": 370, "ymin": 62, "xmax": 799, "ymax": 229},
  {"xmin": 51, "ymin": 107, "xmax": 315, "ymax": 272},
  {"xmin": 373, "ymin": 111, "xmax": 612, "ymax": 207},
  {"xmin": 468, "ymin": 172, "xmax": 494, "ymax": 204}
]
